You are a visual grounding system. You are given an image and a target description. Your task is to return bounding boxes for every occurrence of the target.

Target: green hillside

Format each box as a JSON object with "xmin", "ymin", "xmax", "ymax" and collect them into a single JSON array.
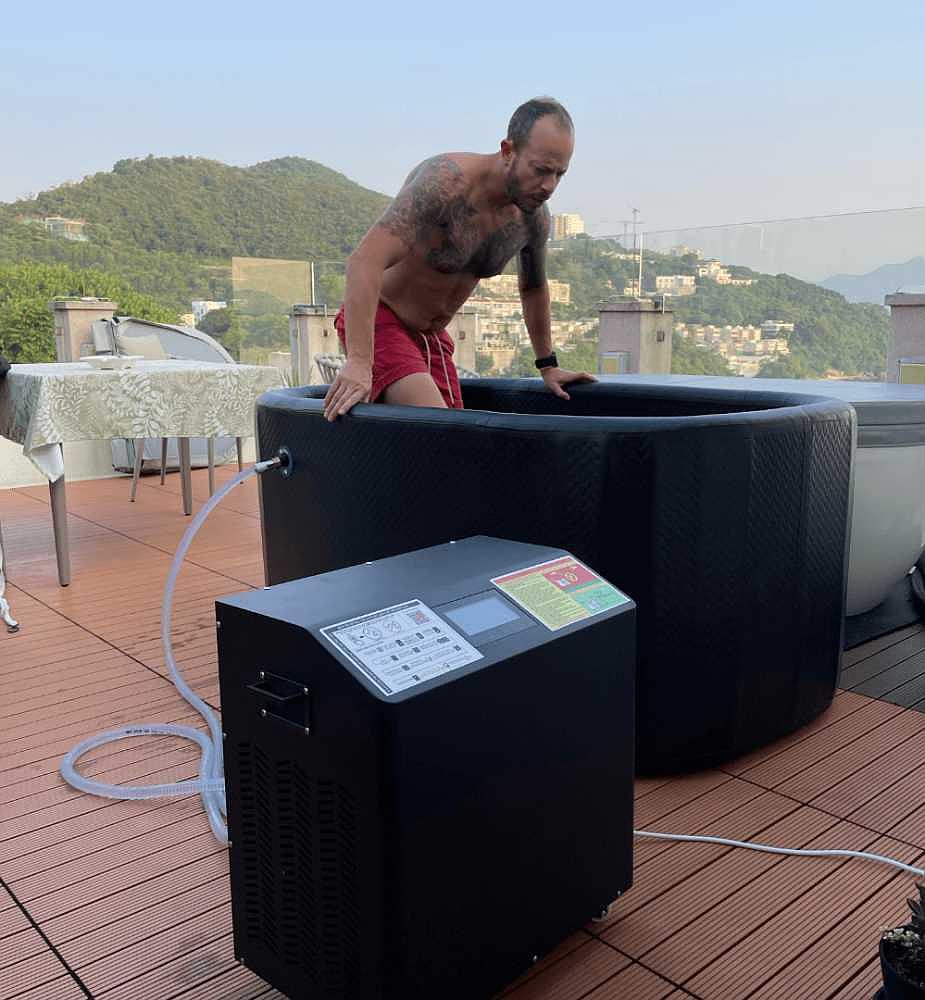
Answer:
[
  {"xmin": 543, "ymin": 236, "xmax": 890, "ymax": 377},
  {"xmin": 1, "ymin": 155, "xmax": 389, "ymax": 260}
]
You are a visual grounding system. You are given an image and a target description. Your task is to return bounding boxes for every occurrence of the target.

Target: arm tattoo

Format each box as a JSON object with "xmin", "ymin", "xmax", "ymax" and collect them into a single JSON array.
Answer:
[{"xmin": 519, "ymin": 206, "xmax": 550, "ymax": 292}]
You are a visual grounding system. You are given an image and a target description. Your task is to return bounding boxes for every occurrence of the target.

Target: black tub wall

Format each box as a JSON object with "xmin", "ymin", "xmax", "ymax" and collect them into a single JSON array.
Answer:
[{"xmin": 255, "ymin": 379, "xmax": 855, "ymax": 773}]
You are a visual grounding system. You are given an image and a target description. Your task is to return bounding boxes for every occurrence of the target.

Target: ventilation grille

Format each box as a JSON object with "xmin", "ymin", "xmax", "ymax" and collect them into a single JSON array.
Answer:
[{"xmin": 235, "ymin": 743, "xmax": 360, "ymax": 995}]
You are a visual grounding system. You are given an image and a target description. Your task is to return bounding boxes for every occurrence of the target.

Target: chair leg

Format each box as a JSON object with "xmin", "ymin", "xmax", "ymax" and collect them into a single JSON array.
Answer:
[
  {"xmin": 129, "ymin": 438, "xmax": 144, "ymax": 502},
  {"xmin": 207, "ymin": 438, "xmax": 215, "ymax": 497},
  {"xmin": 236, "ymin": 438, "xmax": 244, "ymax": 472},
  {"xmin": 160, "ymin": 438, "xmax": 168, "ymax": 485}
]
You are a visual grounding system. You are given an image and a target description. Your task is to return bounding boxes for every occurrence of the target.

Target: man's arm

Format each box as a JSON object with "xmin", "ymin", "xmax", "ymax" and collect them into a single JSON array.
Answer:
[
  {"xmin": 518, "ymin": 208, "xmax": 596, "ymax": 400},
  {"xmin": 323, "ymin": 157, "xmax": 461, "ymax": 421},
  {"xmin": 518, "ymin": 206, "xmax": 553, "ymax": 361}
]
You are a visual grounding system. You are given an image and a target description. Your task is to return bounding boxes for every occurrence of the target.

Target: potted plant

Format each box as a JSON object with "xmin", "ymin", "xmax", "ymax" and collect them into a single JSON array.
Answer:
[{"xmin": 879, "ymin": 883, "xmax": 925, "ymax": 998}]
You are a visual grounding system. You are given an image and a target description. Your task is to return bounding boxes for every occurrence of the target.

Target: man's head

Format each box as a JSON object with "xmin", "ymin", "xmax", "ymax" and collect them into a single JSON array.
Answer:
[{"xmin": 501, "ymin": 97, "xmax": 574, "ymax": 214}]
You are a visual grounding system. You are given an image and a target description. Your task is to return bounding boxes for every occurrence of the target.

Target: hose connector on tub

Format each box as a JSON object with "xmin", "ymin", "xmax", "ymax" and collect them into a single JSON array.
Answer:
[{"xmin": 255, "ymin": 446, "xmax": 293, "ymax": 477}]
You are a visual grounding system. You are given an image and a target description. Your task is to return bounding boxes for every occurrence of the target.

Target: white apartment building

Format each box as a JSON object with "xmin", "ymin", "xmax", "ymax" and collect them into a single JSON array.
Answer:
[
  {"xmin": 478, "ymin": 275, "xmax": 571, "ymax": 304},
  {"xmin": 552, "ymin": 213, "xmax": 585, "ymax": 239},
  {"xmin": 655, "ymin": 275, "xmax": 697, "ymax": 296},
  {"xmin": 695, "ymin": 260, "xmax": 755, "ymax": 287}
]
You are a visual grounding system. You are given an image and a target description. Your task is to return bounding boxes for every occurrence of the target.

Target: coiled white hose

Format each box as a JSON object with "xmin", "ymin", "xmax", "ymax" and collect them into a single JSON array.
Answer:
[{"xmin": 60, "ymin": 459, "xmax": 280, "ymax": 844}]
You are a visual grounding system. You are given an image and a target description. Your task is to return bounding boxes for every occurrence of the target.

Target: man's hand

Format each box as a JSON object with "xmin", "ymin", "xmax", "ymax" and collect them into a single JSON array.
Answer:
[
  {"xmin": 322, "ymin": 358, "xmax": 373, "ymax": 421},
  {"xmin": 540, "ymin": 366, "xmax": 597, "ymax": 401}
]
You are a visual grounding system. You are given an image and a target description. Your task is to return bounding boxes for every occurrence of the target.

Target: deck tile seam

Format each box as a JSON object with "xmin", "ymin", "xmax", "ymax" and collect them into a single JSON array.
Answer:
[
  {"xmin": 0, "ymin": 797, "xmax": 211, "ymax": 876},
  {"xmin": 44, "ymin": 497, "xmax": 261, "ymax": 587},
  {"xmin": 734, "ymin": 705, "xmax": 925, "ymax": 790},
  {"xmin": 77, "ymin": 910, "xmax": 234, "ymax": 988},
  {"xmin": 634, "ymin": 773, "xmax": 741, "ymax": 827},
  {"xmin": 732, "ymin": 847, "xmax": 925, "ymax": 1000},
  {"xmin": 0, "ymin": 586, "xmax": 215, "ymax": 706},
  {"xmin": 847, "ymin": 655, "xmax": 925, "ymax": 701},
  {"xmin": 612, "ymin": 798, "xmax": 813, "ymax": 920},
  {"xmin": 641, "ymin": 828, "xmax": 919, "ymax": 991},
  {"xmin": 729, "ymin": 720, "xmax": 925, "ymax": 800},
  {"xmin": 0, "ymin": 874, "xmax": 94, "ymax": 999},
  {"xmin": 23, "ymin": 843, "xmax": 228, "ymax": 926},
  {"xmin": 495, "ymin": 933, "xmax": 610, "ymax": 996},
  {"xmin": 1, "ymin": 816, "xmax": 209, "ymax": 893},
  {"xmin": 587, "ymin": 941, "xmax": 691, "ymax": 998},
  {"xmin": 0, "ymin": 776, "xmax": 208, "ymax": 854},
  {"xmin": 715, "ymin": 694, "xmax": 876, "ymax": 779},
  {"xmin": 728, "ymin": 772, "xmax": 925, "ymax": 855},
  {"xmin": 841, "ymin": 643, "xmax": 925, "ymax": 691}
]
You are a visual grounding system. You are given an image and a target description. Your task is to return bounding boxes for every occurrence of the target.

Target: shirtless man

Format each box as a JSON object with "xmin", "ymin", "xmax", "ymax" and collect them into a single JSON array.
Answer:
[{"xmin": 323, "ymin": 96, "xmax": 595, "ymax": 421}]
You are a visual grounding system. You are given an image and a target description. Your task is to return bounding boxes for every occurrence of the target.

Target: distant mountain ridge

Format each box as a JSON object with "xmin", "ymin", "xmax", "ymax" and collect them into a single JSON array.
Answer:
[
  {"xmin": 821, "ymin": 256, "xmax": 925, "ymax": 304},
  {"xmin": 0, "ymin": 155, "xmax": 390, "ymax": 261}
]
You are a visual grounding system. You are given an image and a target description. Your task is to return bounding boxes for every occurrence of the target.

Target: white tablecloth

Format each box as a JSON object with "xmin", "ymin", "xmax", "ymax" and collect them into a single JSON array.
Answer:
[{"xmin": 0, "ymin": 359, "xmax": 288, "ymax": 479}]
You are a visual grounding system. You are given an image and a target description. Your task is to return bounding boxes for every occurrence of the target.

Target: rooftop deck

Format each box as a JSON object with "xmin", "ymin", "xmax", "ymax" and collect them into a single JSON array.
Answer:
[{"xmin": 2, "ymin": 469, "xmax": 924, "ymax": 999}]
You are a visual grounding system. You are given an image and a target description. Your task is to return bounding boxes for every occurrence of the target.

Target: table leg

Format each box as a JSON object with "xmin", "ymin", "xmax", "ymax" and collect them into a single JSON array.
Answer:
[
  {"xmin": 178, "ymin": 438, "xmax": 193, "ymax": 516},
  {"xmin": 235, "ymin": 437, "xmax": 244, "ymax": 472},
  {"xmin": 129, "ymin": 438, "xmax": 144, "ymax": 502},
  {"xmin": 207, "ymin": 438, "xmax": 215, "ymax": 496},
  {"xmin": 160, "ymin": 438, "xmax": 168, "ymax": 485},
  {"xmin": 49, "ymin": 475, "xmax": 71, "ymax": 586}
]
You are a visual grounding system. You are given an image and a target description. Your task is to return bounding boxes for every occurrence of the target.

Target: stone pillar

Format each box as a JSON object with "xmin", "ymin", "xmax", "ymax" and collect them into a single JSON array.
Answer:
[
  {"xmin": 598, "ymin": 299, "xmax": 673, "ymax": 374},
  {"xmin": 446, "ymin": 310, "xmax": 480, "ymax": 373},
  {"xmin": 885, "ymin": 293, "xmax": 925, "ymax": 382},
  {"xmin": 289, "ymin": 304, "xmax": 339, "ymax": 385},
  {"xmin": 50, "ymin": 298, "xmax": 116, "ymax": 362}
]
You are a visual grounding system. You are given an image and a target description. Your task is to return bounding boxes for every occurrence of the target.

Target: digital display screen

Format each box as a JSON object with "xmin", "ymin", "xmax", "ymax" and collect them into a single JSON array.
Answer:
[{"xmin": 443, "ymin": 595, "xmax": 521, "ymax": 636}]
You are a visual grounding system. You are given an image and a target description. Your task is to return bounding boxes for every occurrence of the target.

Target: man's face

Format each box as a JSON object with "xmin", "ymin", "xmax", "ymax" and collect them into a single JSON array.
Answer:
[{"xmin": 504, "ymin": 116, "xmax": 574, "ymax": 214}]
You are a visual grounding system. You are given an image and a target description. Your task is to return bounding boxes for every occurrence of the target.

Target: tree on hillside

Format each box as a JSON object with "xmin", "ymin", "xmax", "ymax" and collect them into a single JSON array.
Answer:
[
  {"xmin": 671, "ymin": 334, "xmax": 732, "ymax": 376},
  {"xmin": 756, "ymin": 354, "xmax": 816, "ymax": 378},
  {"xmin": 197, "ymin": 307, "xmax": 231, "ymax": 336}
]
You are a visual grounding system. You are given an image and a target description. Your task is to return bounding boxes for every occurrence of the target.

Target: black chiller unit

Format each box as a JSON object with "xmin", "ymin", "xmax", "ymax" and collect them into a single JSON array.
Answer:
[{"xmin": 216, "ymin": 536, "xmax": 636, "ymax": 1000}]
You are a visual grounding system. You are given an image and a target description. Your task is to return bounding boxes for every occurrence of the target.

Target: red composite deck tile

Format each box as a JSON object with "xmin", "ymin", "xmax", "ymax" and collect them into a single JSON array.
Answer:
[{"xmin": 3, "ymin": 471, "xmax": 925, "ymax": 999}]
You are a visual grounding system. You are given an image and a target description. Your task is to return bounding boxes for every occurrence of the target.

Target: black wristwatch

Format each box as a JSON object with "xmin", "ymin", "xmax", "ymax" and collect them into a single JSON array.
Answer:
[{"xmin": 534, "ymin": 352, "xmax": 558, "ymax": 370}]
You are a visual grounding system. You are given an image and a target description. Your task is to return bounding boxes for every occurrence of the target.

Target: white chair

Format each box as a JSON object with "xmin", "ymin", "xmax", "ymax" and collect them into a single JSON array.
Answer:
[
  {"xmin": 314, "ymin": 353, "xmax": 346, "ymax": 384},
  {"xmin": 98, "ymin": 317, "xmax": 244, "ymax": 504}
]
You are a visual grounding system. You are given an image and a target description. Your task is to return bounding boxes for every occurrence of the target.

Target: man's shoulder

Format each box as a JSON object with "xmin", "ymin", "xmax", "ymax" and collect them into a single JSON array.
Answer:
[{"xmin": 404, "ymin": 152, "xmax": 477, "ymax": 189}]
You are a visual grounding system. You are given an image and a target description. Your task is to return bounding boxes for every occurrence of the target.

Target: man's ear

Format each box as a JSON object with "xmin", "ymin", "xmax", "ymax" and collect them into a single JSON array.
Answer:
[{"xmin": 500, "ymin": 138, "xmax": 515, "ymax": 162}]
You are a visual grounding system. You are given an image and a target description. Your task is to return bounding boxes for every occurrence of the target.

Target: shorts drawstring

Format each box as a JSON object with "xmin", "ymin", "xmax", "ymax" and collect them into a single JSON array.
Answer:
[{"xmin": 420, "ymin": 332, "xmax": 455, "ymax": 408}]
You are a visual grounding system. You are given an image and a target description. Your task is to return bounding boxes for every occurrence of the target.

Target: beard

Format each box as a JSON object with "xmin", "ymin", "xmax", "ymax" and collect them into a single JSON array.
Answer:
[{"xmin": 505, "ymin": 165, "xmax": 537, "ymax": 214}]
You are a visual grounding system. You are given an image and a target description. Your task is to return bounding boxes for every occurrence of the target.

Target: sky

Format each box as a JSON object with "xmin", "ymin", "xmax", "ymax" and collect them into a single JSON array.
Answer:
[{"xmin": 3, "ymin": 0, "xmax": 924, "ymax": 279}]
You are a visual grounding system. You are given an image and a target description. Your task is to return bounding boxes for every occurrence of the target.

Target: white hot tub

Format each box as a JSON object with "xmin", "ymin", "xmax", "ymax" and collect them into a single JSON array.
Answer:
[{"xmin": 606, "ymin": 375, "xmax": 925, "ymax": 616}]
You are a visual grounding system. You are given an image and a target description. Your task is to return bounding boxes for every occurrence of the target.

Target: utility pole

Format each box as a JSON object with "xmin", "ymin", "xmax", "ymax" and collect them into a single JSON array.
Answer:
[{"xmin": 630, "ymin": 208, "xmax": 645, "ymax": 298}]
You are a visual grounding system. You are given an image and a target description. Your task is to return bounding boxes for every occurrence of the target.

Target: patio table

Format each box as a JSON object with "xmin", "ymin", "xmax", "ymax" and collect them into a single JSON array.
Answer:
[{"xmin": 0, "ymin": 359, "xmax": 286, "ymax": 585}]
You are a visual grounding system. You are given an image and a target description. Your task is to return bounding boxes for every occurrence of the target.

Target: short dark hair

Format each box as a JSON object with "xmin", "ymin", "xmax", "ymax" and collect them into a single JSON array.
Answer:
[{"xmin": 507, "ymin": 97, "xmax": 574, "ymax": 148}]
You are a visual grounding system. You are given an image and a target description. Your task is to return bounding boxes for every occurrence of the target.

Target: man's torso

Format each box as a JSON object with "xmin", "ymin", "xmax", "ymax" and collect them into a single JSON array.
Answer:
[{"xmin": 379, "ymin": 153, "xmax": 538, "ymax": 334}]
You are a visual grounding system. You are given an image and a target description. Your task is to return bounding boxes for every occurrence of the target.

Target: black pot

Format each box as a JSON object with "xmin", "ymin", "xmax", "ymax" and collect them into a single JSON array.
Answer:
[{"xmin": 880, "ymin": 935, "xmax": 925, "ymax": 999}]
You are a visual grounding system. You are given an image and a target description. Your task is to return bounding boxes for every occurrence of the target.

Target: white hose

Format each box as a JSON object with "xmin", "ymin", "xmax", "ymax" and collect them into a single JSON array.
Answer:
[
  {"xmin": 59, "ymin": 461, "xmax": 278, "ymax": 844},
  {"xmin": 633, "ymin": 830, "xmax": 925, "ymax": 877}
]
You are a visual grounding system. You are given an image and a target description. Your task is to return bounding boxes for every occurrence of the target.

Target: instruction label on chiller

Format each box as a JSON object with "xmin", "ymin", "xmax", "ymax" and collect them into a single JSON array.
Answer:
[
  {"xmin": 492, "ymin": 556, "xmax": 630, "ymax": 631},
  {"xmin": 320, "ymin": 599, "xmax": 483, "ymax": 696}
]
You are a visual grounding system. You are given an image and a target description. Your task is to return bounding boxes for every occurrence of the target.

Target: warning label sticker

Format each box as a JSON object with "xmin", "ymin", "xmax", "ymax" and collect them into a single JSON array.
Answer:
[
  {"xmin": 320, "ymin": 599, "xmax": 483, "ymax": 696},
  {"xmin": 491, "ymin": 557, "xmax": 629, "ymax": 631}
]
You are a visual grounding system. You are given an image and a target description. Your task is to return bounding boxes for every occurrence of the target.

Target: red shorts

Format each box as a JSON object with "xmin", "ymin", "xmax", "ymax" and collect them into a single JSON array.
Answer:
[{"xmin": 334, "ymin": 303, "xmax": 463, "ymax": 410}]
